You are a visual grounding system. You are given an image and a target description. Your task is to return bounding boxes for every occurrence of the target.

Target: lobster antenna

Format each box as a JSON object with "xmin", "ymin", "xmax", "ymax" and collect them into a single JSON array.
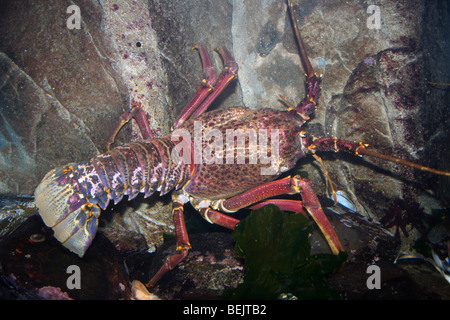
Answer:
[
  {"xmin": 287, "ymin": 0, "xmax": 314, "ymax": 77},
  {"xmin": 356, "ymin": 146, "xmax": 450, "ymax": 177},
  {"xmin": 278, "ymin": 94, "xmax": 296, "ymax": 109},
  {"xmin": 427, "ymin": 81, "xmax": 450, "ymax": 86},
  {"xmin": 312, "ymin": 154, "xmax": 338, "ymax": 204}
]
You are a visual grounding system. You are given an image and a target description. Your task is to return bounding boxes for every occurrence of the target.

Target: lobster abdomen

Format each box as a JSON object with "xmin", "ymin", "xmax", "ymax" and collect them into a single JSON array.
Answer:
[{"xmin": 34, "ymin": 138, "xmax": 189, "ymax": 257}]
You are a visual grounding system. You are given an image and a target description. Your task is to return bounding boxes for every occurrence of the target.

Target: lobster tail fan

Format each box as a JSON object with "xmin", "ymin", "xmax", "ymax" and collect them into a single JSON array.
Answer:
[
  {"xmin": 34, "ymin": 138, "xmax": 189, "ymax": 258},
  {"xmin": 35, "ymin": 166, "xmax": 73, "ymax": 226},
  {"xmin": 34, "ymin": 164, "xmax": 100, "ymax": 257}
]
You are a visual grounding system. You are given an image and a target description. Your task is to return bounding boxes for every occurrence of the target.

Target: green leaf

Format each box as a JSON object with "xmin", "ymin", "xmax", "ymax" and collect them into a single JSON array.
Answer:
[{"xmin": 224, "ymin": 205, "xmax": 347, "ymax": 300}]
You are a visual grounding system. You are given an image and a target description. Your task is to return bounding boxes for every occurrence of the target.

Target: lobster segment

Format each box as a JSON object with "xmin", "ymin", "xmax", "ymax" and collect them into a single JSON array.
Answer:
[
  {"xmin": 114, "ymin": 145, "xmax": 143, "ymax": 200},
  {"xmin": 91, "ymin": 156, "xmax": 121, "ymax": 205},
  {"xmin": 97, "ymin": 154, "xmax": 127, "ymax": 204},
  {"xmin": 150, "ymin": 138, "xmax": 180, "ymax": 195},
  {"xmin": 131, "ymin": 141, "xmax": 163, "ymax": 198}
]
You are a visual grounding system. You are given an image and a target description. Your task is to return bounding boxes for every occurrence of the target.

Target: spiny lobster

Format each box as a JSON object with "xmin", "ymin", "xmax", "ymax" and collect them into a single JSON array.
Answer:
[{"xmin": 34, "ymin": 0, "xmax": 450, "ymax": 288}]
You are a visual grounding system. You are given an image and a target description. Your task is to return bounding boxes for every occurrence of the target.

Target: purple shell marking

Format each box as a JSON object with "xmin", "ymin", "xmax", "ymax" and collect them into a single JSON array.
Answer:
[{"xmin": 34, "ymin": 138, "xmax": 189, "ymax": 257}]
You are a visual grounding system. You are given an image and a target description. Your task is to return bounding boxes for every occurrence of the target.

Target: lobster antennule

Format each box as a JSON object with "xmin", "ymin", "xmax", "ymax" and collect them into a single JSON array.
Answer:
[{"xmin": 34, "ymin": 165, "xmax": 100, "ymax": 257}]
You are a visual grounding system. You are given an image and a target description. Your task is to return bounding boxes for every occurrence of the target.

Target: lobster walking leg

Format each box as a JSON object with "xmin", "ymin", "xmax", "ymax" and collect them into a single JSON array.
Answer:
[
  {"xmin": 220, "ymin": 176, "xmax": 297, "ymax": 211},
  {"xmin": 173, "ymin": 45, "xmax": 218, "ymax": 128},
  {"xmin": 195, "ymin": 176, "xmax": 343, "ymax": 255},
  {"xmin": 295, "ymin": 178, "xmax": 343, "ymax": 255},
  {"xmin": 199, "ymin": 199, "xmax": 306, "ymax": 230},
  {"xmin": 106, "ymin": 101, "xmax": 157, "ymax": 150},
  {"xmin": 198, "ymin": 207, "xmax": 240, "ymax": 230},
  {"xmin": 147, "ymin": 198, "xmax": 191, "ymax": 287},
  {"xmin": 198, "ymin": 199, "xmax": 305, "ymax": 231},
  {"xmin": 173, "ymin": 45, "xmax": 238, "ymax": 128}
]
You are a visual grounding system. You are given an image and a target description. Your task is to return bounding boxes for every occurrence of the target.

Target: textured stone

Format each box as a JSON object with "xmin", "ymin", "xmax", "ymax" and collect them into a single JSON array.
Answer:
[
  {"xmin": 0, "ymin": 0, "xmax": 449, "ymax": 294},
  {"xmin": 0, "ymin": 0, "xmax": 176, "ymax": 251},
  {"xmin": 0, "ymin": 0, "xmax": 129, "ymax": 195},
  {"xmin": 146, "ymin": 232, "xmax": 245, "ymax": 300},
  {"xmin": 0, "ymin": 215, "xmax": 131, "ymax": 300}
]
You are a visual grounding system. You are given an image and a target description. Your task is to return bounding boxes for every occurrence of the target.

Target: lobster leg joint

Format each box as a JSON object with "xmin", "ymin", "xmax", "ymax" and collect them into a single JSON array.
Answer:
[
  {"xmin": 293, "ymin": 176, "xmax": 343, "ymax": 255},
  {"xmin": 147, "ymin": 198, "xmax": 191, "ymax": 287},
  {"xmin": 199, "ymin": 207, "xmax": 240, "ymax": 230}
]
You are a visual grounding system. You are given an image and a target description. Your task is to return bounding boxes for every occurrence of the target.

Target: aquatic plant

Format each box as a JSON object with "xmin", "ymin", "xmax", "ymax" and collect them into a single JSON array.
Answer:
[
  {"xmin": 380, "ymin": 198, "xmax": 427, "ymax": 237},
  {"xmin": 224, "ymin": 205, "xmax": 347, "ymax": 300}
]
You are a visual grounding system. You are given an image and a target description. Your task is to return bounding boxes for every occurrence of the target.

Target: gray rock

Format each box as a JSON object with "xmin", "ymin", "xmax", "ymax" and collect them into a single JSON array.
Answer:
[{"xmin": 0, "ymin": 0, "xmax": 448, "ymax": 298}]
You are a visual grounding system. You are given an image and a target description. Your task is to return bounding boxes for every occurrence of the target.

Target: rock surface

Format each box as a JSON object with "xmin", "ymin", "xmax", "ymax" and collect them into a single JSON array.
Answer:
[
  {"xmin": 148, "ymin": 0, "xmax": 449, "ymax": 222},
  {"xmin": 0, "ymin": 214, "xmax": 131, "ymax": 300},
  {"xmin": 2, "ymin": 0, "xmax": 447, "ymax": 217},
  {"xmin": 0, "ymin": 0, "xmax": 177, "ymax": 251},
  {"xmin": 0, "ymin": 0, "xmax": 449, "ymax": 300},
  {"xmin": 0, "ymin": 199, "xmax": 449, "ymax": 299}
]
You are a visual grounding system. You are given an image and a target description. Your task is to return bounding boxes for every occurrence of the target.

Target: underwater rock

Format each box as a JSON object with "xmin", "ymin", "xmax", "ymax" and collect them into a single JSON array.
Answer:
[
  {"xmin": 328, "ymin": 262, "xmax": 424, "ymax": 299},
  {"xmin": 0, "ymin": 215, "xmax": 131, "ymax": 300},
  {"xmin": 100, "ymin": 193, "xmax": 176, "ymax": 254},
  {"xmin": 0, "ymin": 196, "xmax": 36, "ymax": 238},
  {"xmin": 146, "ymin": 232, "xmax": 245, "ymax": 300},
  {"xmin": 309, "ymin": 199, "xmax": 401, "ymax": 263},
  {"xmin": 0, "ymin": 0, "xmax": 129, "ymax": 195},
  {"xmin": 0, "ymin": 0, "xmax": 448, "ymax": 300}
]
